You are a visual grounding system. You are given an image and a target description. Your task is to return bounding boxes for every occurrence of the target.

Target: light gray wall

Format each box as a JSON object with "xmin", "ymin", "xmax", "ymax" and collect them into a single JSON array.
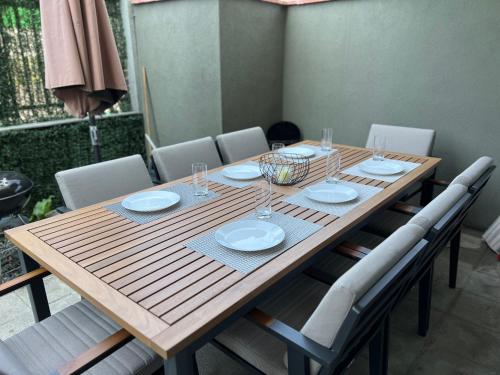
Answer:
[
  {"xmin": 133, "ymin": 0, "xmax": 223, "ymax": 146},
  {"xmin": 132, "ymin": 0, "xmax": 285, "ymax": 146},
  {"xmin": 219, "ymin": 0, "xmax": 285, "ymax": 133},
  {"xmin": 283, "ymin": 0, "xmax": 500, "ymax": 229}
]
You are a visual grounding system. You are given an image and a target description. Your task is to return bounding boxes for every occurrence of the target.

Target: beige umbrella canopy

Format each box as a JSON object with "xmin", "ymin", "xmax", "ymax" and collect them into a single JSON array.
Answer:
[{"xmin": 40, "ymin": 0, "xmax": 127, "ymax": 117}]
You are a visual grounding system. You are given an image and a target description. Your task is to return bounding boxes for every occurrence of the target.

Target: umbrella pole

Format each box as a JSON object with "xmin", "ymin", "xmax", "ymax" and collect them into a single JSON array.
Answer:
[{"xmin": 88, "ymin": 113, "xmax": 102, "ymax": 163}]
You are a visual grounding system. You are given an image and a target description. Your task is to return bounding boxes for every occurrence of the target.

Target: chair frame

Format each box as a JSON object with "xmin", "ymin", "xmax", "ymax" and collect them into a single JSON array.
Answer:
[
  {"xmin": 210, "ymin": 239, "xmax": 429, "ymax": 375},
  {"xmin": 0, "ymin": 268, "xmax": 133, "ymax": 375}
]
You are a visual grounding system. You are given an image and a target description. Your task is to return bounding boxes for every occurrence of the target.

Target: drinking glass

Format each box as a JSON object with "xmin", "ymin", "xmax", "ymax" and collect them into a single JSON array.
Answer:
[
  {"xmin": 321, "ymin": 128, "xmax": 333, "ymax": 151},
  {"xmin": 372, "ymin": 135, "xmax": 386, "ymax": 161},
  {"xmin": 326, "ymin": 151, "xmax": 341, "ymax": 183},
  {"xmin": 272, "ymin": 142, "xmax": 285, "ymax": 151},
  {"xmin": 192, "ymin": 162, "xmax": 208, "ymax": 196},
  {"xmin": 255, "ymin": 180, "xmax": 272, "ymax": 219}
]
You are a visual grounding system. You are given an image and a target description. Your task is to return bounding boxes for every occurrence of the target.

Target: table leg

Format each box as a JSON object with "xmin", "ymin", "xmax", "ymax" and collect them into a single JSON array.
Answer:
[
  {"xmin": 164, "ymin": 348, "xmax": 198, "ymax": 375},
  {"xmin": 19, "ymin": 252, "xmax": 50, "ymax": 321}
]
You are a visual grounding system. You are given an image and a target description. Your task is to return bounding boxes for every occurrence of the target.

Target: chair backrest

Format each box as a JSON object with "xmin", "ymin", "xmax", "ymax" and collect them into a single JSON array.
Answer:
[
  {"xmin": 55, "ymin": 155, "xmax": 152, "ymax": 210},
  {"xmin": 450, "ymin": 156, "xmax": 494, "ymax": 189},
  {"xmin": 216, "ymin": 127, "xmax": 270, "ymax": 164},
  {"xmin": 151, "ymin": 137, "xmax": 222, "ymax": 182},
  {"xmin": 300, "ymin": 224, "xmax": 426, "ymax": 352},
  {"xmin": 408, "ymin": 184, "xmax": 468, "ymax": 233},
  {"xmin": 365, "ymin": 124, "xmax": 436, "ymax": 156}
]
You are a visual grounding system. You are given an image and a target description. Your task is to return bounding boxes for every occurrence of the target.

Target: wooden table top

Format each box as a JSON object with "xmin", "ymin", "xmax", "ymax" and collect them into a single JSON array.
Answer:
[{"xmin": 6, "ymin": 141, "xmax": 440, "ymax": 358}]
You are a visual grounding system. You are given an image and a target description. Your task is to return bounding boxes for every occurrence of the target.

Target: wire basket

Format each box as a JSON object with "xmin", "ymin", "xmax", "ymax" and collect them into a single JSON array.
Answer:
[{"xmin": 259, "ymin": 152, "xmax": 310, "ymax": 186}]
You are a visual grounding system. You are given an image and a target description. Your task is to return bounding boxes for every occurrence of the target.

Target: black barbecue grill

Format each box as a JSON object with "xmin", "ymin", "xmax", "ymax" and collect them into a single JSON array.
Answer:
[{"xmin": 0, "ymin": 171, "xmax": 33, "ymax": 220}]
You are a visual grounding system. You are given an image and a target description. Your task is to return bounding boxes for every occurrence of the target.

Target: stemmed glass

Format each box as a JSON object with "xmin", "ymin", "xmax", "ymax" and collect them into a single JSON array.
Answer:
[{"xmin": 326, "ymin": 152, "xmax": 341, "ymax": 183}]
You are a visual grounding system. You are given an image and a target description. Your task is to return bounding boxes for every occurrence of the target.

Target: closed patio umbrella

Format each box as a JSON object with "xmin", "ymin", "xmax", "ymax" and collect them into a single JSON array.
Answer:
[{"xmin": 40, "ymin": 0, "xmax": 127, "ymax": 162}]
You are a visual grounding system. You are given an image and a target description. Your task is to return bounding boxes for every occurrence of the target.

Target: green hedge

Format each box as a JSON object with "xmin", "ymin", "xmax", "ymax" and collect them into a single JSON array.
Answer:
[{"xmin": 0, "ymin": 113, "xmax": 145, "ymax": 212}]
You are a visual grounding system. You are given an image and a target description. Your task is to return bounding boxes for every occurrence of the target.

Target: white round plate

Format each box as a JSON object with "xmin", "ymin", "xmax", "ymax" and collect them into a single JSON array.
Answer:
[
  {"xmin": 215, "ymin": 220, "xmax": 285, "ymax": 252},
  {"xmin": 222, "ymin": 165, "xmax": 262, "ymax": 180},
  {"xmin": 360, "ymin": 160, "xmax": 405, "ymax": 176},
  {"xmin": 305, "ymin": 183, "xmax": 359, "ymax": 204},
  {"xmin": 121, "ymin": 191, "xmax": 180, "ymax": 212},
  {"xmin": 278, "ymin": 147, "xmax": 316, "ymax": 158}
]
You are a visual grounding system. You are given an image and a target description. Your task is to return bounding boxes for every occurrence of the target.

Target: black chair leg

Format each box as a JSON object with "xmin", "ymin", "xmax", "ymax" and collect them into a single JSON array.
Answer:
[
  {"xmin": 449, "ymin": 230, "xmax": 461, "ymax": 289},
  {"xmin": 418, "ymin": 265, "xmax": 433, "ymax": 337},
  {"xmin": 287, "ymin": 345, "xmax": 310, "ymax": 375},
  {"xmin": 369, "ymin": 317, "xmax": 389, "ymax": 375}
]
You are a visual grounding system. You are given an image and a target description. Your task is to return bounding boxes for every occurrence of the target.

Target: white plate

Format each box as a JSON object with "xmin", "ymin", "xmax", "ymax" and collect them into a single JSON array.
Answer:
[
  {"xmin": 305, "ymin": 183, "xmax": 359, "ymax": 204},
  {"xmin": 215, "ymin": 220, "xmax": 285, "ymax": 252},
  {"xmin": 359, "ymin": 160, "xmax": 405, "ymax": 176},
  {"xmin": 222, "ymin": 165, "xmax": 262, "ymax": 180},
  {"xmin": 121, "ymin": 191, "xmax": 180, "ymax": 212},
  {"xmin": 278, "ymin": 147, "xmax": 316, "ymax": 158}
]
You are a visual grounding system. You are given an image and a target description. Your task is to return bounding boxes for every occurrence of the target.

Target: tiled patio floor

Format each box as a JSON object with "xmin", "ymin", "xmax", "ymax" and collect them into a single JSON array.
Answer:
[{"xmin": 1, "ymin": 227, "xmax": 498, "ymax": 374}]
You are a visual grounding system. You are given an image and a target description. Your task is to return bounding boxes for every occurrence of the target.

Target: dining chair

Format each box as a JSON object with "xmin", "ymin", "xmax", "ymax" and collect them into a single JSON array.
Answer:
[
  {"xmin": 55, "ymin": 155, "xmax": 153, "ymax": 210},
  {"xmin": 333, "ymin": 157, "xmax": 495, "ymax": 335},
  {"xmin": 0, "ymin": 271, "xmax": 162, "ymax": 374},
  {"xmin": 208, "ymin": 224, "xmax": 427, "ymax": 375},
  {"xmin": 365, "ymin": 124, "xmax": 436, "ymax": 157},
  {"xmin": 151, "ymin": 136, "xmax": 222, "ymax": 182},
  {"xmin": 216, "ymin": 127, "xmax": 270, "ymax": 164}
]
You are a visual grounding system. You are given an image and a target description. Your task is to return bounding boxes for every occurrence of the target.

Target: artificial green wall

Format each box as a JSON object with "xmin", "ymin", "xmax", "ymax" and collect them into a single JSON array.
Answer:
[
  {"xmin": 0, "ymin": 114, "xmax": 145, "ymax": 211},
  {"xmin": 283, "ymin": 0, "xmax": 500, "ymax": 230}
]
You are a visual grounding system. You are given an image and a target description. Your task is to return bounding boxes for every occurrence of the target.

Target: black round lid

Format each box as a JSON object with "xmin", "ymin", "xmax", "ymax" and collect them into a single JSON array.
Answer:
[{"xmin": 0, "ymin": 171, "xmax": 33, "ymax": 200}]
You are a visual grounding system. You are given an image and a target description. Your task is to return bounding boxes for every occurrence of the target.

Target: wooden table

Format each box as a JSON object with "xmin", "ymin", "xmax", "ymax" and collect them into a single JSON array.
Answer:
[{"xmin": 6, "ymin": 141, "xmax": 440, "ymax": 373}]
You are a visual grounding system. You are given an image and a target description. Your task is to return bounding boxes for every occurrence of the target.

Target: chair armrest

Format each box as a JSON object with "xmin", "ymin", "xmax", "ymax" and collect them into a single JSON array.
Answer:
[
  {"xmin": 390, "ymin": 202, "xmax": 422, "ymax": 216},
  {"xmin": 56, "ymin": 329, "xmax": 133, "ymax": 375},
  {"xmin": 0, "ymin": 268, "xmax": 50, "ymax": 297},
  {"xmin": 335, "ymin": 241, "xmax": 371, "ymax": 260},
  {"xmin": 428, "ymin": 178, "xmax": 449, "ymax": 187},
  {"xmin": 56, "ymin": 206, "xmax": 71, "ymax": 214},
  {"xmin": 245, "ymin": 309, "xmax": 336, "ymax": 368}
]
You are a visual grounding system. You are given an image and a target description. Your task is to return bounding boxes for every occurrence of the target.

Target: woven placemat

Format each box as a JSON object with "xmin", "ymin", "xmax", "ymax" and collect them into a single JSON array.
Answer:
[
  {"xmin": 342, "ymin": 159, "xmax": 421, "ymax": 183},
  {"xmin": 105, "ymin": 183, "xmax": 219, "ymax": 224},
  {"xmin": 206, "ymin": 161, "xmax": 263, "ymax": 188},
  {"xmin": 284, "ymin": 181, "xmax": 383, "ymax": 217},
  {"xmin": 185, "ymin": 212, "xmax": 322, "ymax": 274}
]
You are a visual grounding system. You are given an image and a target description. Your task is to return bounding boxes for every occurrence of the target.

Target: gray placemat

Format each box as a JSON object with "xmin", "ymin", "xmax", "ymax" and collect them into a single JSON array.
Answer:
[
  {"xmin": 105, "ymin": 183, "xmax": 219, "ymax": 224},
  {"xmin": 284, "ymin": 181, "xmax": 383, "ymax": 217},
  {"xmin": 206, "ymin": 161, "xmax": 263, "ymax": 188},
  {"xmin": 342, "ymin": 158, "xmax": 421, "ymax": 183},
  {"xmin": 185, "ymin": 212, "xmax": 322, "ymax": 274}
]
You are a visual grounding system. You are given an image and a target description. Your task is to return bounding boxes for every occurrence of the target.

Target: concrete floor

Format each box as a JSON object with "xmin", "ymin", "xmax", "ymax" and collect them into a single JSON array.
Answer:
[{"xmin": 1, "ymin": 228, "xmax": 499, "ymax": 374}]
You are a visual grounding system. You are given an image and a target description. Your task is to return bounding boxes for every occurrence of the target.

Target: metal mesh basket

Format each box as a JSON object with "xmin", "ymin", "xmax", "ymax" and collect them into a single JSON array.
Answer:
[{"xmin": 259, "ymin": 152, "xmax": 310, "ymax": 186}]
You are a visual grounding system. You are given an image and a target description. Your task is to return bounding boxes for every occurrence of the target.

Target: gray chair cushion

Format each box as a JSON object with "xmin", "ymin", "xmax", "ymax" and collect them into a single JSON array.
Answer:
[
  {"xmin": 366, "ymin": 124, "xmax": 436, "ymax": 156},
  {"xmin": 216, "ymin": 127, "xmax": 270, "ymax": 164},
  {"xmin": 55, "ymin": 155, "xmax": 153, "ymax": 210},
  {"xmin": 408, "ymin": 184, "xmax": 467, "ymax": 232},
  {"xmin": 216, "ymin": 275, "xmax": 329, "ymax": 375},
  {"xmin": 301, "ymin": 223, "xmax": 425, "ymax": 351},
  {"xmin": 2, "ymin": 300, "xmax": 161, "ymax": 375},
  {"xmin": 450, "ymin": 156, "xmax": 494, "ymax": 187},
  {"xmin": 151, "ymin": 137, "xmax": 222, "ymax": 182},
  {"xmin": 0, "ymin": 340, "xmax": 31, "ymax": 375}
]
